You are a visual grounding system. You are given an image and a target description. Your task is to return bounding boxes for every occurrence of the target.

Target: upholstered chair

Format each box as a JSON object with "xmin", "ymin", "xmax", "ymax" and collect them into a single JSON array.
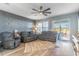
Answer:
[
  {"xmin": 1, "ymin": 32, "xmax": 21, "ymax": 49},
  {"xmin": 1, "ymin": 32, "xmax": 15, "ymax": 49}
]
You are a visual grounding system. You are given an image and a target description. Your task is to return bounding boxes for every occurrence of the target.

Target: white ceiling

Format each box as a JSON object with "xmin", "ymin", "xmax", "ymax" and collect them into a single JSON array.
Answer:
[{"xmin": 0, "ymin": 3, "xmax": 79, "ymax": 20}]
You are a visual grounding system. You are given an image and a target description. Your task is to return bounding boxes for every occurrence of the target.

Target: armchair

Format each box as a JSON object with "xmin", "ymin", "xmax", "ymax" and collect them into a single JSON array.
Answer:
[{"xmin": 1, "ymin": 32, "xmax": 21, "ymax": 49}]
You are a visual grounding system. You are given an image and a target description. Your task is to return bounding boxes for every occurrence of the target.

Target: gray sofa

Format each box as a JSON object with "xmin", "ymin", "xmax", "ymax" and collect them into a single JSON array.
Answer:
[
  {"xmin": 21, "ymin": 31, "xmax": 58, "ymax": 43},
  {"xmin": 21, "ymin": 31, "xmax": 37, "ymax": 43},
  {"xmin": 38, "ymin": 31, "xmax": 57, "ymax": 42},
  {"xmin": 0, "ymin": 31, "xmax": 58, "ymax": 50},
  {"xmin": 0, "ymin": 32, "xmax": 21, "ymax": 49}
]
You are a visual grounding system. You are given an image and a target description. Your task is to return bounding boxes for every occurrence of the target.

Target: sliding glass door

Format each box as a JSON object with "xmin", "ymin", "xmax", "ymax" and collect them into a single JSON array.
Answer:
[{"xmin": 52, "ymin": 20, "xmax": 70, "ymax": 38}]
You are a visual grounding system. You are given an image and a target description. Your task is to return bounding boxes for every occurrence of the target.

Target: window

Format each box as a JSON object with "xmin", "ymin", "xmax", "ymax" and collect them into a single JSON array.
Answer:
[
  {"xmin": 36, "ymin": 22, "xmax": 42, "ymax": 33},
  {"xmin": 36, "ymin": 21, "xmax": 48, "ymax": 33},
  {"xmin": 42, "ymin": 21, "xmax": 48, "ymax": 31}
]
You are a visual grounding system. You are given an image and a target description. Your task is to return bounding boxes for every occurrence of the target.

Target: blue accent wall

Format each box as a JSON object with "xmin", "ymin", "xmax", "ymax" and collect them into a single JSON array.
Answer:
[{"xmin": 0, "ymin": 10, "xmax": 33, "ymax": 32}]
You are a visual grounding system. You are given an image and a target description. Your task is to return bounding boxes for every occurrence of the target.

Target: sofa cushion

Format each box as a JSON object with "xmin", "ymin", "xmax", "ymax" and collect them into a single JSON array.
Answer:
[
  {"xmin": 14, "ymin": 38, "xmax": 21, "ymax": 48},
  {"xmin": 3, "ymin": 40, "xmax": 15, "ymax": 49},
  {"xmin": 21, "ymin": 31, "xmax": 37, "ymax": 43},
  {"xmin": 38, "ymin": 31, "xmax": 57, "ymax": 42},
  {"xmin": 1, "ymin": 32, "xmax": 21, "ymax": 49},
  {"xmin": 1, "ymin": 32, "xmax": 13, "ymax": 41},
  {"xmin": 21, "ymin": 31, "xmax": 29, "ymax": 37}
]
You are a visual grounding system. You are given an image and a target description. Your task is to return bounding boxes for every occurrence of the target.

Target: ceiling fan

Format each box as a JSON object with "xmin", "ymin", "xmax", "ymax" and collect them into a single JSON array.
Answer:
[{"xmin": 32, "ymin": 6, "xmax": 51, "ymax": 16}]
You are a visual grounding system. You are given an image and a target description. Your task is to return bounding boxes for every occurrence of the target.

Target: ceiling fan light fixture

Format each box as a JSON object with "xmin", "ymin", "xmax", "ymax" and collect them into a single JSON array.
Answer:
[
  {"xmin": 32, "ymin": 6, "xmax": 51, "ymax": 16},
  {"xmin": 39, "ymin": 12, "xmax": 42, "ymax": 14}
]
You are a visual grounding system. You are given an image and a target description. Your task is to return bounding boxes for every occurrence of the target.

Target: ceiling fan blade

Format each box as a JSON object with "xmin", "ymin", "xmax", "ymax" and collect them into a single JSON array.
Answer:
[
  {"xmin": 32, "ymin": 9, "xmax": 39, "ymax": 12},
  {"xmin": 40, "ymin": 6, "xmax": 43, "ymax": 10},
  {"xmin": 43, "ymin": 13, "xmax": 48, "ymax": 16},
  {"xmin": 44, "ymin": 12, "xmax": 51, "ymax": 14},
  {"xmin": 43, "ymin": 8, "xmax": 50, "ymax": 12}
]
